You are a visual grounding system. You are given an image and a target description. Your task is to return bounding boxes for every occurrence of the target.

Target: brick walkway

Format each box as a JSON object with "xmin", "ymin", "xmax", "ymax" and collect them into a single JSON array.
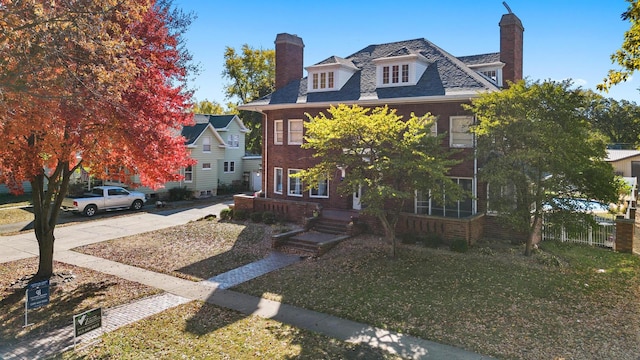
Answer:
[{"xmin": 0, "ymin": 293, "xmax": 190, "ymax": 360}]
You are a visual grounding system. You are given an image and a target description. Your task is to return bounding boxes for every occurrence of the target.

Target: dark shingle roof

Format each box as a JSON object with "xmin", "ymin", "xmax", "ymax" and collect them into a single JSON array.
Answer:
[
  {"xmin": 243, "ymin": 38, "xmax": 499, "ymax": 108},
  {"xmin": 182, "ymin": 114, "xmax": 237, "ymax": 145},
  {"xmin": 193, "ymin": 114, "xmax": 236, "ymax": 129},
  {"xmin": 457, "ymin": 52, "xmax": 501, "ymax": 66},
  {"xmin": 181, "ymin": 123, "xmax": 208, "ymax": 145}
]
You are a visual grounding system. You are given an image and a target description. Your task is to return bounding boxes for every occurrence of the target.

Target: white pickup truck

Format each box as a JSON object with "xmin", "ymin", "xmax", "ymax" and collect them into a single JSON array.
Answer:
[{"xmin": 62, "ymin": 186, "xmax": 147, "ymax": 217}]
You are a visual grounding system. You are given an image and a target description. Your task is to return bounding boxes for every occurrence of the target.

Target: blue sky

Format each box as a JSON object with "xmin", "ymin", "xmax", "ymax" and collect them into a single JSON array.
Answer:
[{"xmin": 174, "ymin": 0, "xmax": 638, "ymax": 104}]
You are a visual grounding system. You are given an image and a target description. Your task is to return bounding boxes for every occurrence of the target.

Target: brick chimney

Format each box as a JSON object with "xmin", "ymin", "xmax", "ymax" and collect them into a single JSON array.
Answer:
[
  {"xmin": 275, "ymin": 33, "xmax": 304, "ymax": 90},
  {"xmin": 499, "ymin": 12, "xmax": 524, "ymax": 86}
]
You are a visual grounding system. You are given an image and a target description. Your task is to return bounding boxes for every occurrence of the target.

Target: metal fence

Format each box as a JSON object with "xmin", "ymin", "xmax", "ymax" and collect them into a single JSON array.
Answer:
[{"xmin": 542, "ymin": 215, "xmax": 615, "ymax": 248}]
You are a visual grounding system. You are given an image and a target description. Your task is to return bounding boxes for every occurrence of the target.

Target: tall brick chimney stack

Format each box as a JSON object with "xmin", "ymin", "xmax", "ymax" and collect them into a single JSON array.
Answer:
[
  {"xmin": 499, "ymin": 11, "xmax": 524, "ymax": 86},
  {"xmin": 275, "ymin": 33, "xmax": 304, "ymax": 90}
]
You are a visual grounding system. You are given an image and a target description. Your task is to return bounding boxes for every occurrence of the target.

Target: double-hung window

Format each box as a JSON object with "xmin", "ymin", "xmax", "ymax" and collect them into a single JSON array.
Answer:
[
  {"xmin": 288, "ymin": 119, "xmax": 303, "ymax": 145},
  {"xmin": 227, "ymin": 134, "xmax": 239, "ymax": 148},
  {"xmin": 202, "ymin": 136, "xmax": 211, "ymax": 152},
  {"xmin": 450, "ymin": 116, "xmax": 474, "ymax": 148},
  {"xmin": 310, "ymin": 177, "xmax": 329, "ymax": 198},
  {"xmin": 184, "ymin": 165, "xmax": 193, "ymax": 182},
  {"xmin": 288, "ymin": 169, "xmax": 302, "ymax": 197},
  {"xmin": 274, "ymin": 120, "xmax": 283, "ymax": 145},
  {"xmin": 274, "ymin": 167, "xmax": 283, "ymax": 194}
]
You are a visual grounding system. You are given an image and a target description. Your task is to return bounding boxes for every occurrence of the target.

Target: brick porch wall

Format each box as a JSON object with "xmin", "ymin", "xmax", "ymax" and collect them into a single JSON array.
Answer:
[{"xmin": 395, "ymin": 213, "xmax": 485, "ymax": 245}]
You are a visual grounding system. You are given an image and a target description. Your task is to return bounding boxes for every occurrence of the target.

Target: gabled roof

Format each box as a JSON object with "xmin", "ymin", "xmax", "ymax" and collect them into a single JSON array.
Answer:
[
  {"xmin": 241, "ymin": 38, "xmax": 499, "ymax": 110},
  {"xmin": 183, "ymin": 114, "xmax": 249, "ymax": 147},
  {"xmin": 606, "ymin": 149, "xmax": 640, "ymax": 162}
]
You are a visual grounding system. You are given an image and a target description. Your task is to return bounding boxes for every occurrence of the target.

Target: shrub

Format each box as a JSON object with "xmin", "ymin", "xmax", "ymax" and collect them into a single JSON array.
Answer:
[
  {"xmin": 401, "ymin": 233, "xmax": 419, "ymax": 244},
  {"xmin": 168, "ymin": 187, "xmax": 191, "ymax": 201},
  {"xmin": 450, "ymin": 238, "xmax": 469, "ymax": 253},
  {"xmin": 262, "ymin": 211, "xmax": 276, "ymax": 224},
  {"xmin": 250, "ymin": 211, "xmax": 263, "ymax": 223},
  {"xmin": 219, "ymin": 208, "xmax": 232, "ymax": 221},
  {"xmin": 422, "ymin": 233, "xmax": 443, "ymax": 248},
  {"xmin": 233, "ymin": 209, "xmax": 249, "ymax": 221}
]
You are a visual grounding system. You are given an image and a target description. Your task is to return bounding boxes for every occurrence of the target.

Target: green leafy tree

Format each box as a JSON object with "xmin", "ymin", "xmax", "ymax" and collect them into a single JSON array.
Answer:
[
  {"xmin": 301, "ymin": 104, "xmax": 463, "ymax": 257},
  {"xmin": 467, "ymin": 80, "xmax": 621, "ymax": 256},
  {"xmin": 222, "ymin": 45, "xmax": 275, "ymax": 154},
  {"xmin": 583, "ymin": 91, "xmax": 640, "ymax": 148},
  {"xmin": 599, "ymin": 0, "xmax": 640, "ymax": 91},
  {"xmin": 192, "ymin": 99, "xmax": 227, "ymax": 114}
]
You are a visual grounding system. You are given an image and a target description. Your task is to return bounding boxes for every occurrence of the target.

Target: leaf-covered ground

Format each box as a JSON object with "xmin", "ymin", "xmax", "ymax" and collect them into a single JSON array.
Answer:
[
  {"xmin": 0, "ymin": 258, "xmax": 160, "ymax": 346},
  {"xmin": 58, "ymin": 301, "xmax": 400, "ymax": 360},
  {"xmin": 75, "ymin": 219, "xmax": 278, "ymax": 281},
  {"xmin": 74, "ymin": 218, "xmax": 640, "ymax": 359}
]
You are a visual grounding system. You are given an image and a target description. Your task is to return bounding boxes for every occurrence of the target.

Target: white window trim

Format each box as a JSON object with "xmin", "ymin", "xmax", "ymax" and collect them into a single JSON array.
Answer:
[
  {"xmin": 308, "ymin": 70, "xmax": 336, "ymax": 92},
  {"xmin": 223, "ymin": 161, "xmax": 235, "ymax": 173},
  {"xmin": 227, "ymin": 134, "xmax": 239, "ymax": 148},
  {"xmin": 202, "ymin": 136, "xmax": 211, "ymax": 153},
  {"xmin": 202, "ymin": 163, "xmax": 211, "ymax": 170},
  {"xmin": 274, "ymin": 120, "xmax": 283, "ymax": 145},
  {"xmin": 310, "ymin": 177, "xmax": 329, "ymax": 198},
  {"xmin": 449, "ymin": 116, "xmax": 474, "ymax": 148},
  {"xmin": 288, "ymin": 119, "xmax": 303, "ymax": 145},
  {"xmin": 274, "ymin": 167, "xmax": 283, "ymax": 194},
  {"xmin": 287, "ymin": 169, "xmax": 303, "ymax": 197},
  {"xmin": 184, "ymin": 166, "xmax": 193, "ymax": 183}
]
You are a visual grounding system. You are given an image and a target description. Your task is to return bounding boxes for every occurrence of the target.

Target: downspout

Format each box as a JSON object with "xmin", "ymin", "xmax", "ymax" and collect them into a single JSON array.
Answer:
[{"xmin": 473, "ymin": 116, "xmax": 478, "ymax": 215}]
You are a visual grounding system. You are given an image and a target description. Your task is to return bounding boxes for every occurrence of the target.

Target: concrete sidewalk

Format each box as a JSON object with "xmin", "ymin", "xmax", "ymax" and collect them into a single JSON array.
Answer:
[{"xmin": 0, "ymin": 200, "xmax": 495, "ymax": 360}]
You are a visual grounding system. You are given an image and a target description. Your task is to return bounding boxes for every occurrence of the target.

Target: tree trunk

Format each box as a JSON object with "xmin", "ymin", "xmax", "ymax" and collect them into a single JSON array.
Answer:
[
  {"xmin": 378, "ymin": 212, "xmax": 399, "ymax": 258},
  {"xmin": 34, "ymin": 231, "xmax": 55, "ymax": 280}
]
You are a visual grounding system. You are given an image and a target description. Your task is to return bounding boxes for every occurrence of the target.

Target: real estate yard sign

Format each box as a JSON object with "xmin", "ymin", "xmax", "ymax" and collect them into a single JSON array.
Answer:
[
  {"xmin": 74, "ymin": 307, "xmax": 102, "ymax": 339},
  {"xmin": 24, "ymin": 279, "xmax": 50, "ymax": 327}
]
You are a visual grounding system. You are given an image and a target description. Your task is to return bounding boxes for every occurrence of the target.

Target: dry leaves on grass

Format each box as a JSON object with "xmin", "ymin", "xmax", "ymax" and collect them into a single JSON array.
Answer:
[
  {"xmin": 75, "ymin": 219, "xmax": 274, "ymax": 281},
  {"xmin": 0, "ymin": 258, "xmax": 160, "ymax": 345},
  {"xmin": 235, "ymin": 235, "xmax": 640, "ymax": 360}
]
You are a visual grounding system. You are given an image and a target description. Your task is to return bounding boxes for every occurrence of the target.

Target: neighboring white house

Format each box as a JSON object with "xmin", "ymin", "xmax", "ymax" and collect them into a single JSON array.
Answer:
[{"xmin": 161, "ymin": 114, "xmax": 258, "ymax": 198}]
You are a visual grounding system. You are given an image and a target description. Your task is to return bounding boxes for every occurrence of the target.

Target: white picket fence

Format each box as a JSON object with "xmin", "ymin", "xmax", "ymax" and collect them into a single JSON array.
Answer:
[{"xmin": 542, "ymin": 215, "xmax": 615, "ymax": 248}]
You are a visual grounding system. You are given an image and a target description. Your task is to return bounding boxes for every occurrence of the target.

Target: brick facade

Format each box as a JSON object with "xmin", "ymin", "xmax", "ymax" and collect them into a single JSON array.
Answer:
[{"xmin": 262, "ymin": 101, "xmax": 480, "ymax": 213}]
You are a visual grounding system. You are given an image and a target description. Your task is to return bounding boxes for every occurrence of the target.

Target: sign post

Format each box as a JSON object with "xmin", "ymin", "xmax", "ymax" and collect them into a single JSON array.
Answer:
[
  {"xmin": 24, "ymin": 279, "xmax": 50, "ymax": 327},
  {"xmin": 73, "ymin": 307, "xmax": 102, "ymax": 347}
]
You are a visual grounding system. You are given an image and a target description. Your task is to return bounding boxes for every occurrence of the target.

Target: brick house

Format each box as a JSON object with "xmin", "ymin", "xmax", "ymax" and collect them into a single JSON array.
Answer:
[{"xmin": 239, "ymin": 10, "xmax": 524, "ymax": 243}]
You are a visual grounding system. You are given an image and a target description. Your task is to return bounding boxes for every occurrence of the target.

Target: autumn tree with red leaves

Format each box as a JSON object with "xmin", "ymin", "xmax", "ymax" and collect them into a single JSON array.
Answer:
[{"xmin": 0, "ymin": 0, "xmax": 196, "ymax": 279}]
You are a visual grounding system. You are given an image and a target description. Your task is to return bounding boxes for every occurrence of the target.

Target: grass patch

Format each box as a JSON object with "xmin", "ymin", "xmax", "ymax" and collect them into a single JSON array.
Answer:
[
  {"xmin": 60, "ymin": 219, "xmax": 640, "ymax": 359},
  {"xmin": 58, "ymin": 301, "xmax": 400, "ymax": 359},
  {"xmin": 0, "ymin": 258, "xmax": 160, "ymax": 347},
  {"xmin": 74, "ymin": 219, "xmax": 272, "ymax": 281},
  {"xmin": 0, "ymin": 207, "xmax": 34, "ymax": 226},
  {"xmin": 232, "ymin": 236, "xmax": 640, "ymax": 360},
  {"xmin": 0, "ymin": 193, "xmax": 31, "ymax": 208}
]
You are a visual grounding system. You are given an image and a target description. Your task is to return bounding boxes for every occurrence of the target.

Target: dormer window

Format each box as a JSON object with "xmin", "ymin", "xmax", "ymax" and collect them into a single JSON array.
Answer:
[
  {"xmin": 373, "ymin": 50, "xmax": 429, "ymax": 88},
  {"xmin": 382, "ymin": 64, "xmax": 410, "ymax": 85},
  {"xmin": 306, "ymin": 56, "xmax": 358, "ymax": 93},
  {"xmin": 312, "ymin": 71, "xmax": 335, "ymax": 90}
]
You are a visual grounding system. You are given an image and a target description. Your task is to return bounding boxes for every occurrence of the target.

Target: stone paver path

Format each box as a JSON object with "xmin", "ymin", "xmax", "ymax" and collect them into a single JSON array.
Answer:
[{"xmin": 204, "ymin": 251, "xmax": 303, "ymax": 289}]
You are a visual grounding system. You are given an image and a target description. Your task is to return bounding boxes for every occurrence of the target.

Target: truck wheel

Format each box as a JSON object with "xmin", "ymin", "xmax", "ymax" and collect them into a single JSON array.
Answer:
[
  {"xmin": 131, "ymin": 200, "xmax": 144, "ymax": 211},
  {"xmin": 83, "ymin": 205, "xmax": 98, "ymax": 217}
]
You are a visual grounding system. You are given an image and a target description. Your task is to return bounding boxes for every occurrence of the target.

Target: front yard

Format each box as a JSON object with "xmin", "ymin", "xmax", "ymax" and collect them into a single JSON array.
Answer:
[{"xmin": 72, "ymin": 218, "xmax": 640, "ymax": 359}]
